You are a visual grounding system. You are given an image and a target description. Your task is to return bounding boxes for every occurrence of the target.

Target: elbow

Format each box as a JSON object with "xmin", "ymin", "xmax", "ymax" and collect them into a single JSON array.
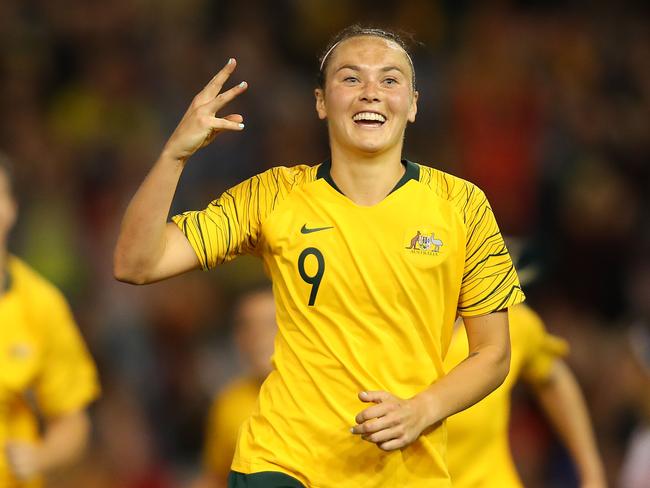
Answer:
[
  {"xmin": 494, "ymin": 343, "xmax": 511, "ymax": 389},
  {"xmin": 45, "ymin": 410, "xmax": 92, "ymax": 468},
  {"xmin": 495, "ymin": 362, "xmax": 510, "ymax": 390},
  {"xmin": 72, "ymin": 412, "xmax": 92, "ymax": 459},
  {"xmin": 113, "ymin": 251, "xmax": 149, "ymax": 285},
  {"xmin": 491, "ymin": 325, "xmax": 512, "ymax": 389}
]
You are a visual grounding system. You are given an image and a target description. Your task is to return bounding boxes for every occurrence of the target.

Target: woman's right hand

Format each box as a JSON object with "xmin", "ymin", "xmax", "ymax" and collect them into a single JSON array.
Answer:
[{"xmin": 162, "ymin": 58, "xmax": 248, "ymax": 163}]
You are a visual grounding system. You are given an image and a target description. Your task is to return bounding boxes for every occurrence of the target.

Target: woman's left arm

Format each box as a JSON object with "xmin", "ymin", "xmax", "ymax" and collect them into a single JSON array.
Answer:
[{"xmin": 352, "ymin": 310, "xmax": 510, "ymax": 451}]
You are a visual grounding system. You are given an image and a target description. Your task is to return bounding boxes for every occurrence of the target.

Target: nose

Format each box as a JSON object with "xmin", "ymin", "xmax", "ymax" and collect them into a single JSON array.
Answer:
[{"xmin": 359, "ymin": 80, "xmax": 380, "ymax": 103}]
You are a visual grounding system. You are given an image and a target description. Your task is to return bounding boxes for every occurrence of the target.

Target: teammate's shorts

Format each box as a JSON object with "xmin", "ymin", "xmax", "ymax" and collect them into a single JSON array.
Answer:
[{"xmin": 228, "ymin": 471, "xmax": 306, "ymax": 488}]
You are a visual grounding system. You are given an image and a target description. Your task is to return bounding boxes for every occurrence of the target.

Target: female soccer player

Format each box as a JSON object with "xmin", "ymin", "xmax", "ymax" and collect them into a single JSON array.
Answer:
[
  {"xmin": 0, "ymin": 156, "xmax": 100, "ymax": 487},
  {"xmin": 114, "ymin": 26, "xmax": 525, "ymax": 487}
]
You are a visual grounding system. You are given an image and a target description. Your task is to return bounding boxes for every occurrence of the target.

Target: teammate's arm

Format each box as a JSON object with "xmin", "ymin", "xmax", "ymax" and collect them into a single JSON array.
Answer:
[
  {"xmin": 529, "ymin": 359, "xmax": 607, "ymax": 488},
  {"xmin": 113, "ymin": 59, "xmax": 248, "ymax": 284},
  {"xmin": 352, "ymin": 310, "xmax": 510, "ymax": 451},
  {"xmin": 5, "ymin": 410, "xmax": 90, "ymax": 481}
]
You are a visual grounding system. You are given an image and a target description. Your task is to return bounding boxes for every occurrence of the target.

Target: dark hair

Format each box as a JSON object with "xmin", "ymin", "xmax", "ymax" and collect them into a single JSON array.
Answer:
[
  {"xmin": 237, "ymin": 281, "xmax": 273, "ymax": 301},
  {"xmin": 0, "ymin": 151, "xmax": 14, "ymax": 195},
  {"xmin": 233, "ymin": 281, "xmax": 273, "ymax": 313},
  {"xmin": 317, "ymin": 25, "xmax": 417, "ymax": 91}
]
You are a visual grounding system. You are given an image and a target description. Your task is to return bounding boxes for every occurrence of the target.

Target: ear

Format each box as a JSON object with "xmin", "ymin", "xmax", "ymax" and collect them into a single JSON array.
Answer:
[
  {"xmin": 408, "ymin": 90, "xmax": 418, "ymax": 123},
  {"xmin": 314, "ymin": 88, "xmax": 327, "ymax": 120}
]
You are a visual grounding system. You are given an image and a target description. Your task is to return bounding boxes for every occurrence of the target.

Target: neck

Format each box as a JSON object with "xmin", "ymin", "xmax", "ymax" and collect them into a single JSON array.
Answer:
[
  {"xmin": 329, "ymin": 145, "xmax": 405, "ymax": 206},
  {"xmin": 0, "ymin": 247, "xmax": 7, "ymax": 292}
]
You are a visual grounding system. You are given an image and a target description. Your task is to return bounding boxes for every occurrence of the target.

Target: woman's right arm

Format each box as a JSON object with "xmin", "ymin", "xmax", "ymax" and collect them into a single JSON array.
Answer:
[{"xmin": 113, "ymin": 58, "xmax": 248, "ymax": 284}]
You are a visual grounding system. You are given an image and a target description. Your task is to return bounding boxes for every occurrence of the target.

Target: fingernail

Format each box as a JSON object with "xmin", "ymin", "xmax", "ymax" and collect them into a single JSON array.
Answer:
[
  {"xmin": 238, "ymin": 123, "xmax": 245, "ymax": 129},
  {"xmin": 228, "ymin": 58, "xmax": 234, "ymax": 65},
  {"xmin": 239, "ymin": 81, "xmax": 247, "ymax": 88},
  {"xmin": 350, "ymin": 427, "xmax": 355, "ymax": 433}
]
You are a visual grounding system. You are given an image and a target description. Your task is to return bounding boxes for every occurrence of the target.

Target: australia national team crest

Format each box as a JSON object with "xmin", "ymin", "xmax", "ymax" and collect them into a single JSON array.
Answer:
[{"xmin": 404, "ymin": 229, "xmax": 444, "ymax": 255}]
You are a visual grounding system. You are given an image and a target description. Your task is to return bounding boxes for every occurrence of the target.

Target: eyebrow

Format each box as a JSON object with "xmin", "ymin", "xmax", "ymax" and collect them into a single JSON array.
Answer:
[{"xmin": 335, "ymin": 64, "xmax": 406, "ymax": 75}]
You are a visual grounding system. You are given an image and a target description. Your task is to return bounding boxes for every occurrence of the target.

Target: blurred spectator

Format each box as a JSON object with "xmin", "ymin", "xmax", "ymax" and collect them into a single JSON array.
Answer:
[{"xmin": 192, "ymin": 284, "xmax": 276, "ymax": 488}]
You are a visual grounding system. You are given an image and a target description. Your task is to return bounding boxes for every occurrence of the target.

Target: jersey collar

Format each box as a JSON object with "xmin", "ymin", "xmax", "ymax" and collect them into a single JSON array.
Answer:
[{"xmin": 317, "ymin": 159, "xmax": 420, "ymax": 196}]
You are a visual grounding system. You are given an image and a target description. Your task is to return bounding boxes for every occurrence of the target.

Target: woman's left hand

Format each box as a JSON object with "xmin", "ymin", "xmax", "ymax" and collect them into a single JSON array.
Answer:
[{"xmin": 351, "ymin": 390, "xmax": 428, "ymax": 451}]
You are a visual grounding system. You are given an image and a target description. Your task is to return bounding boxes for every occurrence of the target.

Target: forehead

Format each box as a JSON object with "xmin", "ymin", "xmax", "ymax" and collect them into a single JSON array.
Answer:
[{"xmin": 327, "ymin": 35, "xmax": 411, "ymax": 72}]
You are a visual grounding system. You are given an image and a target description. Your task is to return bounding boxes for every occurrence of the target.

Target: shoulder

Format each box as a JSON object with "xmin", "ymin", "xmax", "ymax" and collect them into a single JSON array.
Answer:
[
  {"xmin": 249, "ymin": 164, "xmax": 319, "ymax": 193},
  {"xmin": 8, "ymin": 256, "xmax": 76, "ymax": 338},
  {"xmin": 8, "ymin": 255, "xmax": 67, "ymax": 305},
  {"xmin": 509, "ymin": 303, "xmax": 547, "ymax": 352},
  {"xmin": 415, "ymin": 164, "xmax": 488, "ymax": 222},
  {"xmin": 216, "ymin": 376, "xmax": 260, "ymax": 402},
  {"xmin": 223, "ymin": 164, "xmax": 320, "ymax": 214},
  {"xmin": 213, "ymin": 376, "xmax": 260, "ymax": 413}
]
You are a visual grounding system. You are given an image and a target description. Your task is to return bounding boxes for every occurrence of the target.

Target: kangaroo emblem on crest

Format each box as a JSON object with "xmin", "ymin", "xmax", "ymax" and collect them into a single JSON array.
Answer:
[
  {"xmin": 405, "ymin": 230, "xmax": 444, "ymax": 253},
  {"xmin": 406, "ymin": 230, "xmax": 422, "ymax": 249}
]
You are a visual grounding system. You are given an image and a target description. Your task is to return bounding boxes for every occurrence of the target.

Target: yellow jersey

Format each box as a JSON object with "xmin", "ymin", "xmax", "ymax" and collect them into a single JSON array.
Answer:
[
  {"xmin": 0, "ymin": 256, "xmax": 100, "ymax": 488},
  {"xmin": 445, "ymin": 303, "xmax": 568, "ymax": 487},
  {"xmin": 173, "ymin": 160, "xmax": 525, "ymax": 487},
  {"xmin": 203, "ymin": 377, "xmax": 262, "ymax": 479}
]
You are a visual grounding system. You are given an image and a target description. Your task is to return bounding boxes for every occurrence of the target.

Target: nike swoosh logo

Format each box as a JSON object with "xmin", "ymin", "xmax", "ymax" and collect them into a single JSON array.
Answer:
[{"xmin": 301, "ymin": 224, "xmax": 334, "ymax": 234}]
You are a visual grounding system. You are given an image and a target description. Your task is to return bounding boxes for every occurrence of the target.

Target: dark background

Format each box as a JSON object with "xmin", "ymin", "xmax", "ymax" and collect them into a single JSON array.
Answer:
[{"xmin": 1, "ymin": 0, "xmax": 648, "ymax": 486}]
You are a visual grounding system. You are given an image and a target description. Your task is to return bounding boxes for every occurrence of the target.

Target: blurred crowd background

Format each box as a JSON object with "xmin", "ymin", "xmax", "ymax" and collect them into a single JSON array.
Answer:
[{"xmin": 1, "ymin": 0, "xmax": 648, "ymax": 486}]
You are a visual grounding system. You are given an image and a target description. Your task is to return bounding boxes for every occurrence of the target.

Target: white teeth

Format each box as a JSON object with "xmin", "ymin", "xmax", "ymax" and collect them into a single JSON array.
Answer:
[{"xmin": 353, "ymin": 112, "xmax": 386, "ymax": 123}]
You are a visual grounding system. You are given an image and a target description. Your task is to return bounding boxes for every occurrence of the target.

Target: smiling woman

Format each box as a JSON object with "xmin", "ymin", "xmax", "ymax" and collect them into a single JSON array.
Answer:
[
  {"xmin": 113, "ymin": 24, "xmax": 525, "ymax": 488},
  {"xmin": 314, "ymin": 33, "xmax": 418, "ymax": 204}
]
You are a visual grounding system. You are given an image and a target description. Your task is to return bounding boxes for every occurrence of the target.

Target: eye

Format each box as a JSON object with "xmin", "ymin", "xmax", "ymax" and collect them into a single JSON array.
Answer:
[
  {"xmin": 343, "ymin": 76, "xmax": 359, "ymax": 83},
  {"xmin": 383, "ymin": 77, "xmax": 398, "ymax": 86}
]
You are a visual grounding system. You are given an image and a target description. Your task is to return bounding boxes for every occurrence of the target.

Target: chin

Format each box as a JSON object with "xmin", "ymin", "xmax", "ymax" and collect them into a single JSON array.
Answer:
[
  {"xmin": 355, "ymin": 135, "xmax": 396, "ymax": 154},
  {"xmin": 348, "ymin": 136, "xmax": 386, "ymax": 153},
  {"xmin": 356, "ymin": 145, "xmax": 385, "ymax": 155}
]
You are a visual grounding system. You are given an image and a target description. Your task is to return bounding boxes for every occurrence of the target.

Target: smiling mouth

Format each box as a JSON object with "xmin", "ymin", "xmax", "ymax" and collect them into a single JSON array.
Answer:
[{"xmin": 352, "ymin": 111, "xmax": 386, "ymax": 127}]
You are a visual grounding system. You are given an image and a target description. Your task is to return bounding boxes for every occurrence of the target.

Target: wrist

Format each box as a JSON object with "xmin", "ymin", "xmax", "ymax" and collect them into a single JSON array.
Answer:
[
  {"xmin": 411, "ymin": 389, "xmax": 443, "ymax": 431},
  {"xmin": 159, "ymin": 147, "xmax": 189, "ymax": 168}
]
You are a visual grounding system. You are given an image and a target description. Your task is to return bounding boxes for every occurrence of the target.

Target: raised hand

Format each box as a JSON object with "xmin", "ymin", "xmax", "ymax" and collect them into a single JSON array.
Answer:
[
  {"xmin": 351, "ymin": 390, "xmax": 429, "ymax": 451},
  {"xmin": 163, "ymin": 58, "xmax": 248, "ymax": 162}
]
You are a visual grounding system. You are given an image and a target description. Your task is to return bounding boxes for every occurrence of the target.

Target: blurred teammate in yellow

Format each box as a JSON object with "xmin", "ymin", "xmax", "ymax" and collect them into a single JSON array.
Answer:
[
  {"xmin": 193, "ymin": 285, "xmax": 276, "ymax": 488},
  {"xmin": 0, "ymin": 155, "xmax": 100, "ymax": 487},
  {"xmin": 446, "ymin": 301, "xmax": 606, "ymax": 486}
]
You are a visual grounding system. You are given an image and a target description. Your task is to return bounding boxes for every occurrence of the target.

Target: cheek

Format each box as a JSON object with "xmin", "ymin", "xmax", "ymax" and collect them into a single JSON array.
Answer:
[
  {"xmin": 324, "ymin": 86, "xmax": 354, "ymax": 112},
  {"xmin": 386, "ymin": 93, "xmax": 415, "ymax": 124}
]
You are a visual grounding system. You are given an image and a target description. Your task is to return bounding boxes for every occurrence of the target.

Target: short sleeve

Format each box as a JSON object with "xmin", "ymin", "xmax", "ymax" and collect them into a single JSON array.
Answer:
[
  {"xmin": 34, "ymin": 289, "xmax": 100, "ymax": 417},
  {"xmin": 458, "ymin": 186, "xmax": 526, "ymax": 317},
  {"xmin": 517, "ymin": 306, "xmax": 569, "ymax": 384},
  {"xmin": 172, "ymin": 167, "xmax": 297, "ymax": 270}
]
